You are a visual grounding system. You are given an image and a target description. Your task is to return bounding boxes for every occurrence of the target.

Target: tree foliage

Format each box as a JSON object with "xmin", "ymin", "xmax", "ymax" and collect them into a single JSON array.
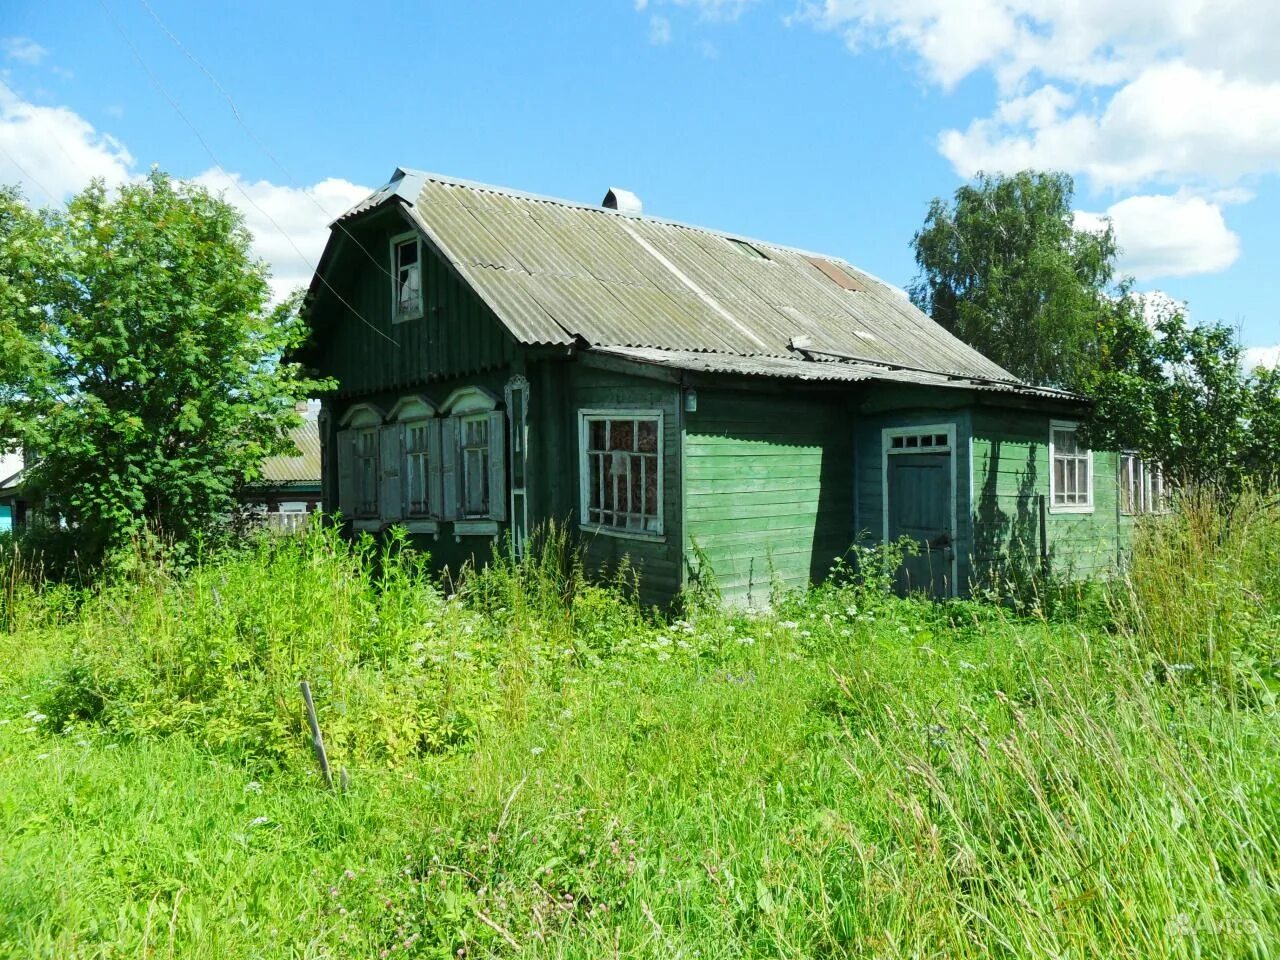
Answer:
[
  {"xmin": 910, "ymin": 171, "xmax": 1117, "ymax": 388},
  {"xmin": 1, "ymin": 172, "xmax": 326, "ymax": 561},
  {"xmin": 912, "ymin": 170, "xmax": 1280, "ymax": 491}
]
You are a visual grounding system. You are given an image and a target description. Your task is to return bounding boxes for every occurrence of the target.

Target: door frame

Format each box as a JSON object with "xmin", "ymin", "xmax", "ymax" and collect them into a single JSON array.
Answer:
[{"xmin": 881, "ymin": 423, "xmax": 958, "ymax": 597}]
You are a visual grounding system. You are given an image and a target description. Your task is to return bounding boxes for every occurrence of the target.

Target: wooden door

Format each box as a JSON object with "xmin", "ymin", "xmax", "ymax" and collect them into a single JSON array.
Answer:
[{"xmin": 887, "ymin": 452, "xmax": 953, "ymax": 598}]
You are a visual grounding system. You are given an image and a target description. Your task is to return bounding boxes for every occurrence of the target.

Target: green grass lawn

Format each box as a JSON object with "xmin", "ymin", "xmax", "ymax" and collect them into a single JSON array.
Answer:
[{"xmin": 0, "ymin": 513, "xmax": 1277, "ymax": 958}]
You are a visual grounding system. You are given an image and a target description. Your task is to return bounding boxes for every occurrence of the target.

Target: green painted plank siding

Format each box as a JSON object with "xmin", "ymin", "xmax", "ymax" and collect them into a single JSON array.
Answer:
[
  {"xmin": 563, "ymin": 365, "xmax": 684, "ymax": 606},
  {"xmin": 308, "ymin": 211, "xmax": 518, "ymax": 394},
  {"xmin": 970, "ymin": 408, "xmax": 1128, "ymax": 584},
  {"xmin": 684, "ymin": 390, "xmax": 854, "ymax": 606}
]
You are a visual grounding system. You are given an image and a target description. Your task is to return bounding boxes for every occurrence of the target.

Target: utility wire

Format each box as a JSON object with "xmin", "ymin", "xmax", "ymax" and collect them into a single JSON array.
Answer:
[
  {"xmin": 96, "ymin": 0, "xmax": 397, "ymax": 345},
  {"xmin": 136, "ymin": 0, "xmax": 401, "ymax": 288}
]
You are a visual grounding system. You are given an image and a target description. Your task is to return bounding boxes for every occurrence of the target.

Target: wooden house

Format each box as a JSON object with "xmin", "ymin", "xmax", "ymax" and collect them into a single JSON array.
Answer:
[{"xmin": 299, "ymin": 169, "xmax": 1156, "ymax": 605}]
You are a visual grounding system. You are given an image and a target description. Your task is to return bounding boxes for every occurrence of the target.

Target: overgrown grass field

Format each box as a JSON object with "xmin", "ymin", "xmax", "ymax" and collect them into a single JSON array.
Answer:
[{"xmin": 1, "ymin": 497, "xmax": 1278, "ymax": 958}]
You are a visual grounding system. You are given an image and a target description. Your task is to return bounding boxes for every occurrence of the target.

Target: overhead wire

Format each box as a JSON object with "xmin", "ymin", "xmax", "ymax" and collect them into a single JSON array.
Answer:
[
  {"xmin": 135, "ymin": 0, "xmax": 403, "ymax": 290},
  {"xmin": 95, "ymin": 0, "xmax": 398, "ymax": 345}
]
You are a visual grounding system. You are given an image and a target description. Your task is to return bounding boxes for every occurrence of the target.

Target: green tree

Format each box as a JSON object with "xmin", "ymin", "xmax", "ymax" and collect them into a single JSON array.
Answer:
[
  {"xmin": 910, "ymin": 170, "xmax": 1117, "ymax": 388},
  {"xmin": 6, "ymin": 172, "xmax": 326, "ymax": 560},
  {"xmin": 0, "ymin": 186, "xmax": 51, "ymax": 444},
  {"xmin": 912, "ymin": 170, "xmax": 1280, "ymax": 491}
]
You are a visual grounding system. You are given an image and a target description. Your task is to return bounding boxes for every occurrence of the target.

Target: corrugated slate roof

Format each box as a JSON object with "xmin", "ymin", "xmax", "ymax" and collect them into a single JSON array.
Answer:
[
  {"xmin": 259, "ymin": 416, "xmax": 321, "ymax": 485},
  {"xmin": 335, "ymin": 169, "xmax": 1035, "ymax": 388}
]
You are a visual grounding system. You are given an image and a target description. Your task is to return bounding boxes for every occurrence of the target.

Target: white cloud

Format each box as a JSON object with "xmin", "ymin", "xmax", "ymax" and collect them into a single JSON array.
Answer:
[
  {"xmin": 941, "ymin": 63, "xmax": 1280, "ymax": 188},
  {"xmin": 3, "ymin": 37, "xmax": 48, "ymax": 66},
  {"xmin": 798, "ymin": 0, "xmax": 1280, "ymax": 283},
  {"xmin": 649, "ymin": 15, "xmax": 673, "ymax": 45},
  {"xmin": 1075, "ymin": 192, "xmax": 1240, "ymax": 280},
  {"xmin": 193, "ymin": 169, "xmax": 370, "ymax": 300},
  {"xmin": 0, "ymin": 85, "xmax": 134, "ymax": 203},
  {"xmin": 0, "ymin": 85, "xmax": 368, "ymax": 301},
  {"xmin": 1244, "ymin": 345, "xmax": 1280, "ymax": 370}
]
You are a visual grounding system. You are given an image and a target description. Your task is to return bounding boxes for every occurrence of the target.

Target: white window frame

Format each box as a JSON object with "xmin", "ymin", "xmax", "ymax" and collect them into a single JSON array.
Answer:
[
  {"xmin": 1120, "ymin": 453, "xmax": 1167, "ymax": 516},
  {"xmin": 390, "ymin": 230, "xmax": 423, "ymax": 324},
  {"xmin": 578, "ymin": 409, "xmax": 665, "ymax": 541},
  {"xmin": 1049, "ymin": 420, "xmax": 1093, "ymax": 514}
]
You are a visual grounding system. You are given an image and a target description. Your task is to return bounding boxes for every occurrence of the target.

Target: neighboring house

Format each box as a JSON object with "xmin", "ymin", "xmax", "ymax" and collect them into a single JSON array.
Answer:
[
  {"xmin": 298, "ymin": 168, "xmax": 1158, "ymax": 605},
  {"xmin": 0, "ymin": 451, "xmax": 25, "ymax": 536},
  {"xmin": 238, "ymin": 410, "xmax": 324, "ymax": 531}
]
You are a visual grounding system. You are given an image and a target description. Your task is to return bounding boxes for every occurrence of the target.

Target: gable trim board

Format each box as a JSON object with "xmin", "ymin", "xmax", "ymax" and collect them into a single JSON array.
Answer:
[{"xmin": 301, "ymin": 168, "xmax": 1133, "ymax": 605}]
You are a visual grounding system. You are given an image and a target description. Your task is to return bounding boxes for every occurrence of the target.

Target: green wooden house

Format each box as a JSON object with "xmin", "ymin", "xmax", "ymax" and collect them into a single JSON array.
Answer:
[{"xmin": 299, "ymin": 169, "xmax": 1158, "ymax": 605}]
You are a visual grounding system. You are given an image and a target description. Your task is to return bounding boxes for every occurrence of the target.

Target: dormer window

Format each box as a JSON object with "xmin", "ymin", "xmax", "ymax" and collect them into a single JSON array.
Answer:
[{"xmin": 391, "ymin": 232, "xmax": 422, "ymax": 322}]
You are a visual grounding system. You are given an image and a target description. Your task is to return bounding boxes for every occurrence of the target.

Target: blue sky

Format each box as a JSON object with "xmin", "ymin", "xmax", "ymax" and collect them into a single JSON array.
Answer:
[{"xmin": 2, "ymin": 0, "xmax": 1278, "ymax": 362}]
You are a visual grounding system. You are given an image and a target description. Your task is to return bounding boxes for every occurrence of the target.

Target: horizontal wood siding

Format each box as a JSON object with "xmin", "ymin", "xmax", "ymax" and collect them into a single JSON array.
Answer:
[
  {"xmin": 308, "ymin": 210, "xmax": 517, "ymax": 394},
  {"xmin": 970, "ymin": 408, "xmax": 1126, "ymax": 584},
  {"xmin": 685, "ymin": 390, "xmax": 854, "ymax": 606},
  {"xmin": 566, "ymin": 365, "xmax": 683, "ymax": 607}
]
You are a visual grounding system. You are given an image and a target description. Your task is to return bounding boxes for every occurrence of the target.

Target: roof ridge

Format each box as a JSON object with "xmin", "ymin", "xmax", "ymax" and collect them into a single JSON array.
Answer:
[{"xmin": 389, "ymin": 167, "xmax": 858, "ymax": 264}]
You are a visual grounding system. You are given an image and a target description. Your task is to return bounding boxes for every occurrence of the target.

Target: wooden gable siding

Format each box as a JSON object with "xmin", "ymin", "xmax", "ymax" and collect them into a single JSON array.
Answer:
[
  {"xmin": 684, "ymin": 389, "xmax": 854, "ymax": 606},
  {"xmin": 311, "ymin": 211, "xmax": 518, "ymax": 395},
  {"xmin": 970, "ymin": 408, "xmax": 1130, "ymax": 584}
]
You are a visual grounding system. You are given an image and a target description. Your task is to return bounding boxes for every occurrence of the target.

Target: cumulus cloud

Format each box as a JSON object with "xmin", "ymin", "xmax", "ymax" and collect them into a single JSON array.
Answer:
[
  {"xmin": 0, "ymin": 84, "xmax": 134, "ymax": 203},
  {"xmin": 1074, "ymin": 192, "xmax": 1240, "ymax": 280},
  {"xmin": 941, "ymin": 64, "xmax": 1280, "ymax": 188},
  {"xmin": 797, "ymin": 0, "xmax": 1280, "ymax": 291},
  {"xmin": 192, "ymin": 169, "xmax": 370, "ymax": 300},
  {"xmin": 3, "ymin": 37, "xmax": 48, "ymax": 66},
  {"xmin": 0, "ymin": 85, "xmax": 368, "ymax": 301}
]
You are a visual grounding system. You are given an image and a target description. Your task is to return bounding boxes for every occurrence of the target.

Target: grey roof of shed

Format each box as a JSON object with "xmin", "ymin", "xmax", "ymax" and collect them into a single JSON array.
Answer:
[
  {"xmin": 334, "ymin": 168, "xmax": 1056, "ymax": 394},
  {"xmin": 256, "ymin": 416, "xmax": 321, "ymax": 487}
]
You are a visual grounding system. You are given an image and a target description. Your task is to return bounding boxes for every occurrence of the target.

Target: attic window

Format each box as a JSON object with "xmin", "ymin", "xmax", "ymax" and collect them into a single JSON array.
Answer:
[
  {"xmin": 391, "ymin": 232, "xmax": 422, "ymax": 322},
  {"xmin": 727, "ymin": 238, "xmax": 769, "ymax": 260},
  {"xmin": 806, "ymin": 256, "xmax": 864, "ymax": 292}
]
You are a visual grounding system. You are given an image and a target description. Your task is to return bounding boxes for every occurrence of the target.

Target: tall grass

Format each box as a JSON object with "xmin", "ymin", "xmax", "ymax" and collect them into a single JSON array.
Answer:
[
  {"xmin": 1116, "ymin": 485, "xmax": 1280, "ymax": 697},
  {"xmin": 0, "ymin": 507, "xmax": 1276, "ymax": 957}
]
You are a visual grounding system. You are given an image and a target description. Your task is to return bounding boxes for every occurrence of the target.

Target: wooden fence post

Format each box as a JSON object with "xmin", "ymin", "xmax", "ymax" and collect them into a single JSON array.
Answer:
[
  {"xmin": 299, "ymin": 680, "xmax": 333, "ymax": 790},
  {"xmin": 1038, "ymin": 494, "xmax": 1050, "ymax": 578}
]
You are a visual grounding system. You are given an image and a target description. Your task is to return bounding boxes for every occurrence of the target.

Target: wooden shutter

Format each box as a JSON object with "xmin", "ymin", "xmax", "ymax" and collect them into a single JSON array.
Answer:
[
  {"xmin": 336, "ymin": 428, "xmax": 355, "ymax": 519},
  {"xmin": 427, "ymin": 419, "xmax": 444, "ymax": 519},
  {"xmin": 487, "ymin": 410, "xmax": 507, "ymax": 521},
  {"xmin": 380, "ymin": 423, "xmax": 403, "ymax": 524},
  {"xmin": 440, "ymin": 416, "xmax": 459, "ymax": 521}
]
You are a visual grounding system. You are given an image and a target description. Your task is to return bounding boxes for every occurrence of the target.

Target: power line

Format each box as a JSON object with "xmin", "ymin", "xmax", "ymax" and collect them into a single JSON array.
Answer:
[
  {"xmin": 0, "ymin": 139, "xmax": 61, "ymax": 207},
  {"xmin": 95, "ymin": 0, "xmax": 397, "ymax": 346},
  {"xmin": 135, "ymin": 0, "xmax": 401, "ymax": 289}
]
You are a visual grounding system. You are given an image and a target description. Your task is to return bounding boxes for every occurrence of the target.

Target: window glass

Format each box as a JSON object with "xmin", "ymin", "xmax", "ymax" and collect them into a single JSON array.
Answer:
[
  {"xmin": 394, "ymin": 238, "xmax": 422, "ymax": 319},
  {"xmin": 1051, "ymin": 424, "xmax": 1090, "ymax": 508},
  {"xmin": 355, "ymin": 428, "xmax": 378, "ymax": 517},
  {"xmin": 583, "ymin": 415, "xmax": 662, "ymax": 533},
  {"xmin": 461, "ymin": 415, "xmax": 489, "ymax": 518},
  {"xmin": 405, "ymin": 421, "xmax": 430, "ymax": 516}
]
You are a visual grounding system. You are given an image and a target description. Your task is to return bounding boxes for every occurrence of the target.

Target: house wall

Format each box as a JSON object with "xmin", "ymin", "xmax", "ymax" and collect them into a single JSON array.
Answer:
[
  {"xmin": 970, "ymin": 407, "xmax": 1130, "ymax": 584},
  {"xmin": 545, "ymin": 363, "xmax": 683, "ymax": 607},
  {"xmin": 683, "ymin": 387, "xmax": 854, "ymax": 606},
  {"xmin": 321, "ymin": 368, "xmax": 515, "ymax": 575}
]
